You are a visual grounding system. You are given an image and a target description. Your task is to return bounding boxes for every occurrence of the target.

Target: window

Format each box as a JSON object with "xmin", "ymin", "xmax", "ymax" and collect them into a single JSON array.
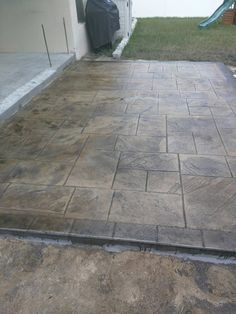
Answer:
[{"xmin": 76, "ymin": 0, "xmax": 86, "ymax": 23}]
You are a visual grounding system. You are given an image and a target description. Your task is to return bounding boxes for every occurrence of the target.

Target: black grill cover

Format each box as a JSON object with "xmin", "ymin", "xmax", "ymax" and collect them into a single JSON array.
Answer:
[{"xmin": 86, "ymin": 0, "xmax": 120, "ymax": 49}]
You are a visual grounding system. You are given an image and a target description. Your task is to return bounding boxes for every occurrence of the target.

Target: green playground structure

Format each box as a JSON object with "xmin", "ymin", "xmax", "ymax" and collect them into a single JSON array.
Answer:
[{"xmin": 199, "ymin": 0, "xmax": 235, "ymax": 28}]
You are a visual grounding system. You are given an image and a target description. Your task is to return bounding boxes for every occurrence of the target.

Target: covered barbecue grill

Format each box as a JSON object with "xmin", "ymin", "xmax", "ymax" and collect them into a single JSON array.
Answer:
[{"xmin": 86, "ymin": 0, "xmax": 120, "ymax": 49}]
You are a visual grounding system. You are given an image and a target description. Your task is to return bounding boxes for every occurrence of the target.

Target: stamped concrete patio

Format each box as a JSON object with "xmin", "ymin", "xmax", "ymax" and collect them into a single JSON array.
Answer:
[{"xmin": 0, "ymin": 60, "xmax": 236, "ymax": 252}]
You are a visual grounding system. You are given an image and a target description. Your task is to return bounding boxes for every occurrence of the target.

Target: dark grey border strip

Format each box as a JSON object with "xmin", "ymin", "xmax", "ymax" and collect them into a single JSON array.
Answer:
[
  {"xmin": 0, "ymin": 228, "xmax": 236, "ymax": 258},
  {"xmin": 0, "ymin": 212, "xmax": 235, "ymax": 253}
]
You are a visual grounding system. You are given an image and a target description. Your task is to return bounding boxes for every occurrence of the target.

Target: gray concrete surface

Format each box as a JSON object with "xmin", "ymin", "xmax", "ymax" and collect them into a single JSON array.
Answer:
[
  {"xmin": 0, "ymin": 53, "xmax": 75, "ymax": 119},
  {"xmin": 0, "ymin": 237, "xmax": 235, "ymax": 314},
  {"xmin": 0, "ymin": 60, "xmax": 236, "ymax": 253}
]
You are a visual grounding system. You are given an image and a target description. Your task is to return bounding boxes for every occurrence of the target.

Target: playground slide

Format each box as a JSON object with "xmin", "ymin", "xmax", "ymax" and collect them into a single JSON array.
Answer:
[{"xmin": 199, "ymin": 0, "xmax": 235, "ymax": 28}]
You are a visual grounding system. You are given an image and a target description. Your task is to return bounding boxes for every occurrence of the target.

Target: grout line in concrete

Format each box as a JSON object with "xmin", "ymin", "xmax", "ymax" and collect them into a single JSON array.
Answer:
[
  {"xmin": 106, "ymin": 191, "xmax": 115, "ymax": 223},
  {"xmin": 63, "ymin": 135, "xmax": 89, "ymax": 186},
  {"xmin": 178, "ymin": 154, "xmax": 187, "ymax": 229},
  {"xmin": 63, "ymin": 187, "xmax": 76, "ymax": 217}
]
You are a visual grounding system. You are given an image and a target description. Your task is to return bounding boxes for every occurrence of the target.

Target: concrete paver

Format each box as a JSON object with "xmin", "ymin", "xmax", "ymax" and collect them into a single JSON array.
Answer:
[
  {"xmin": 183, "ymin": 175, "xmax": 236, "ymax": 232},
  {"xmin": 109, "ymin": 190, "xmax": 184, "ymax": 226},
  {"xmin": 66, "ymin": 188, "xmax": 113, "ymax": 220},
  {"xmin": 112, "ymin": 168, "xmax": 147, "ymax": 191},
  {"xmin": 0, "ymin": 61, "xmax": 236, "ymax": 252},
  {"xmin": 115, "ymin": 135, "xmax": 166, "ymax": 153},
  {"xmin": 147, "ymin": 171, "xmax": 181, "ymax": 194}
]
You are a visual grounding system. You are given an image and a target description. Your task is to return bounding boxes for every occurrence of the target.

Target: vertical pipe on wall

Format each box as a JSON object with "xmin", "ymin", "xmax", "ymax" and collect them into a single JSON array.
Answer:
[
  {"xmin": 63, "ymin": 17, "xmax": 70, "ymax": 54},
  {"xmin": 41, "ymin": 24, "xmax": 52, "ymax": 67}
]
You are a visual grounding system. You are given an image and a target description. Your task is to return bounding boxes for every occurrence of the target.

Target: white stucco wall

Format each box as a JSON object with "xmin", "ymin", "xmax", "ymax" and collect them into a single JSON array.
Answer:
[
  {"xmin": 113, "ymin": 0, "xmax": 133, "ymax": 39},
  {"xmin": 132, "ymin": 0, "xmax": 223, "ymax": 18},
  {"xmin": 68, "ymin": 1, "xmax": 90, "ymax": 59},
  {"xmin": 0, "ymin": 0, "xmax": 90, "ymax": 59}
]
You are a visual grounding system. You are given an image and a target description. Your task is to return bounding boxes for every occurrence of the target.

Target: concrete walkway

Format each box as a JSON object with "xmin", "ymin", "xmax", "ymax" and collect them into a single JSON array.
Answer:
[
  {"xmin": 0, "ymin": 53, "xmax": 74, "ymax": 119},
  {"xmin": 0, "ymin": 60, "xmax": 236, "ymax": 253}
]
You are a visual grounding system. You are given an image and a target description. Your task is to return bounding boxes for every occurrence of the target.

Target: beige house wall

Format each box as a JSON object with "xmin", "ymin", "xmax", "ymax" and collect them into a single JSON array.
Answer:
[{"xmin": 0, "ymin": 0, "xmax": 90, "ymax": 59}]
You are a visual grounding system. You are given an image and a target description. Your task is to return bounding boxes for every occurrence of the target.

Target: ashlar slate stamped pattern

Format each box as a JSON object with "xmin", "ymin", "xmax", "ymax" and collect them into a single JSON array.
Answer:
[
  {"xmin": 6, "ymin": 161, "xmax": 72, "ymax": 185},
  {"xmin": 168, "ymin": 133, "xmax": 196, "ymax": 154},
  {"xmin": 227, "ymin": 157, "xmax": 236, "ymax": 177},
  {"xmin": 126, "ymin": 98, "xmax": 158, "ymax": 115},
  {"xmin": 0, "ymin": 184, "xmax": 74, "ymax": 214},
  {"xmin": 180, "ymin": 155, "xmax": 231, "ymax": 177},
  {"xmin": 193, "ymin": 130, "xmax": 226, "ymax": 156},
  {"xmin": 147, "ymin": 171, "xmax": 181, "ymax": 194},
  {"xmin": 0, "ymin": 160, "xmax": 18, "ymax": 182},
  {"xmin": 115, "ymin": 135, "xmax": 166, "ymax": 153},
  {"xmin": 109, "ymin": 190, "xmax": 184, "ymax": 226},
  {"xmin": 0, "ymin": 183, "xmax": 9, "ymax": 197},
  {"xmin": 0, "ymin": 61, "xmax": 236, "ymax": 251},
  {"xmin": 137, "ymin": 115, "xmax": 166, "ymax": 136},
  {"xmin": 83, "ymin": 114, "xmax": 138, "ymax": 135},
  {"xmin": 113, "ymin": 168, "xmax": 147, "ymax": 191},
  {"xmin": 182, "ymin": 176, "xmax": 236, "ymax": 232},
  {"xmin": 66, "ymin": 188, "xmax": 113, "ymax": 220},
  {"xmin": 118, "ymin": 152, "xmax": 179, "ymax": 172},
  {"xmin": 37, "ymin": 130, "xmax": 88, "ymax": 163},
  {"xmin": 66, "ymin": 149, "xmax": 120, "ymax": 188}
]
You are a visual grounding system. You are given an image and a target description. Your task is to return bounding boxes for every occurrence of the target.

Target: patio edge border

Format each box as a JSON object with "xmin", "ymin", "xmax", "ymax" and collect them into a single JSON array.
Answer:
[
  {"xmin": 0, "ymin": 212, "xmax": 235, "ymax": 255},
  {"xmin": 0, "ymin": 54, "xmax": 75, "ymax": 121}
]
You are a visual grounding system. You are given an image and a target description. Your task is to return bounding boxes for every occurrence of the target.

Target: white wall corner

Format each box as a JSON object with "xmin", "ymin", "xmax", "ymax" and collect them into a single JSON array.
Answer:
[{"xmin": 68, "ymin": 0, "xmax": 90, "ymax": 60}]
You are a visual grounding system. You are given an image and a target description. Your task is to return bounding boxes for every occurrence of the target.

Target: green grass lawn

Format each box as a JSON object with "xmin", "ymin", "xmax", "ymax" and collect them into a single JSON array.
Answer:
[{"xmin": 122, "ymin": 18, "xmax": 236, "ymax": 65}]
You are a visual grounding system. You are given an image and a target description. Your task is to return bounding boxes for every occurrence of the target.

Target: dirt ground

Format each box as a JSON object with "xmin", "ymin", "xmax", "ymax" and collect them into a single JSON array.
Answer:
[{"xmin": 0, "ymin": 238, "xmax": 235, "ymax": 314}]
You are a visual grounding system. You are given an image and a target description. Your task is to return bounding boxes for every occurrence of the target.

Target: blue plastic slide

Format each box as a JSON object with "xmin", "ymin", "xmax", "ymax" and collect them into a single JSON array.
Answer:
[{"xmin": 199, "ymin": 0, "xmax": 235, "ymax": 28}]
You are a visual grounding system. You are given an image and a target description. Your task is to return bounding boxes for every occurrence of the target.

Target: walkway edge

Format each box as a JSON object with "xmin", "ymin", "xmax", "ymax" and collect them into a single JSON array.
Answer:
[
  {"xmin": 1, "ymin": 228, "xmax": 236, "ymax": 258},
  {"xmin": 0, "ymin": 54, "xmax": 75, "ymax": 121},
  {"xmin": 0, "ymin": 202, "xmax": 235, "ymax": 254},
  {"xmin": 113, "ymin": 18, "xmax": 137, "ymax": 59}
]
